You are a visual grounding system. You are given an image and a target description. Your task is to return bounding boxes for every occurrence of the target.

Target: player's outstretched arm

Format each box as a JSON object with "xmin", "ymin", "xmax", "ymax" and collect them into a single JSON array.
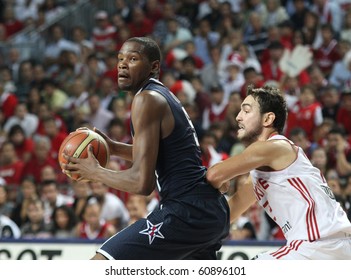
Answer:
[{"xmin": 206, "ymin": 140, "xmax": 293, "ymax": 189}]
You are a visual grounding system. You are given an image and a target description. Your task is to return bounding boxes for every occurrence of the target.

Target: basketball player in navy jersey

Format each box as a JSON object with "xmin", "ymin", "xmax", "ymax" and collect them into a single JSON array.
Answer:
[{"xmin": 62, "ymin": 37, "xmax": 230, "ymax": 259}]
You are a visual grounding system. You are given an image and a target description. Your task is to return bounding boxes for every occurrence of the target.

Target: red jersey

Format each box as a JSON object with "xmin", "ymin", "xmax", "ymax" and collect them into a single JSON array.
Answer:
[
  {"xmin": 78, "ymin": 220, "xmax": 111, "ymax": 239},
  {"xmin": 0, "ymin": 160, "xmax": 25, "ymax": 186},
  {"xmin": 0, "ymin": 92, "xmax": 18, "ymax": 121},
  {"xmin": 22, "ymin": 155, "xmax": 59, "ymax": 183},
  {"xmin": 313, "ymin": 39, "xmax": 341, "ymax": 76},
  {"xmin": 261, "ymin": 61, "xmax": 311, "ymax": 86},
  {"xmin": 14, "ymin": 138, "xmax": 34, "ymax": 161},
  {"xmin": 336, "ymin": 108, "xmax": 351, "ymax": 135},
  {"xmin": 286, "ymin": 101, "xmax": 323, "ymax": 141}
]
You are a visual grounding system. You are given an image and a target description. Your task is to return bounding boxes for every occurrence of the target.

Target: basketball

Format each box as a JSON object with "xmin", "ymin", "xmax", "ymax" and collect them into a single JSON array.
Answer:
[{"xmin": 58, "ymin": 129, "xmax": 110, "ymax": 180}]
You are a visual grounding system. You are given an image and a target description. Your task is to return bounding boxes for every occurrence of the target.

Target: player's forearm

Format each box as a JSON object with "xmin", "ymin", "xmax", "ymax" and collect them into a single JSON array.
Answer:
[
  {"xmin": 94, "ymin": 165, "xmax": 156, "ymax": 195},
  {"xmin": 110, "ymin": 142, "xmax": 133, "ymax": 162}
]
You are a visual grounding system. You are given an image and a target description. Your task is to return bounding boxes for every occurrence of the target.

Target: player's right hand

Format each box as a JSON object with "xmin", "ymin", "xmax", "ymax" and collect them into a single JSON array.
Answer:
[{"xmin": 93, "ymin": 127, "xmax": 116, "ymax": 153}]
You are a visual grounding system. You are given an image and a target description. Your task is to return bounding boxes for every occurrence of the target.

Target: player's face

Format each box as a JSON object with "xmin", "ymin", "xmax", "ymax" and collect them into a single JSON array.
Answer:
[
  {"xmin": 117, "ymin": 41, "xmax": 153, "ymax": 93},
  {"xmin": 236, "ymin": 95, "xmax": 263, "ymax": 146}
]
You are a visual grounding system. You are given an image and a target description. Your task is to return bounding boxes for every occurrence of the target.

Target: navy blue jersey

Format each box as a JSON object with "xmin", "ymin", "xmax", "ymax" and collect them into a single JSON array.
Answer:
[{"xmin": 131, "ymin": 78, "xmax": 207, "ymax": 200}]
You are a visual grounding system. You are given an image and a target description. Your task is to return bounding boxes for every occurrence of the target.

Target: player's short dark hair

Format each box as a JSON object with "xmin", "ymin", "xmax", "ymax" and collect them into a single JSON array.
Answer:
[
  {"xmin": 246, "ymin": 84, "xmax": 287, "ymax": 134},
  {"xmin": 126, "ymin": 37, "xmax": 161, "ymax": 63}
]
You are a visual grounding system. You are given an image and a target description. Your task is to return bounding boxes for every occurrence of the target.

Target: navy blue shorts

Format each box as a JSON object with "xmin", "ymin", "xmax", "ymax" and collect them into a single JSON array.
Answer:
[{"xmin": 96, "ymin": 191, "xmax": 230, "ymax": 260}]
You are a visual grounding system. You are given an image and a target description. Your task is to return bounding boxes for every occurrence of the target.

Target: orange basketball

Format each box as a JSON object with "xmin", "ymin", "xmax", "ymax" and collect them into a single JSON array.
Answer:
[{"xmin": 58, "ymin": 129, "xmax": 110, "ymax": 180}]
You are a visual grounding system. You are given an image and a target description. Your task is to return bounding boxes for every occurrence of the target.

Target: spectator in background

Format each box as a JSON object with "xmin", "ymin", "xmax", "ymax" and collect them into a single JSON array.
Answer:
[
  {"xmin": 340, "ymin": 8, "xmax": 351, "ymax": 44},
  {"xmin": 4, "ymin": 102, "xmax": 39, "ymax": 138},
  {"xmin": 91, "ymin": 10, "xmax": 117, "ymax": 59},
  {"xmin": 336, "ymin": 88, "xmax": 351, "ymax": 136},
  {"xmin": 90, "ymin": 181, "xmax": 129, "ymax": 232},
  {"xmin": 2, "ymin": 5, "xmax": 24, "ymax": 39},
  {"xmin": 40, "ymin": 179, "xmax": 74, "ymax": 224},
  {"xmin": 40, "ymin": 78, "xmax": 69, "ymax": 115},
  {"xmin": 97, "ymin": 76, "xmax": 118, "ymax": 112},
  {"xmin": 286, "ymin": 85, "xmax": 324, "ymax": 141},
  {"xmin": 202, "ymin": 84, "xmax": 228, "ymax": 130},
  {"xmin": 310, "ymin": 146, "xmax": 329, "ymax": 176},
  {"xmin": 163, "ymin": 17, "xmax": 193, "ymax": 54},
  {"xmin": 36, "ymin": 102, "xmax": 67, "ymax": 136},
  {"xmin": 0, "ymin": 178, "xmax": 14, "ymax": 217},
  {"xmin": 16, "ymin": 59, "xmax": 35, "ymax": 102},
  {"xmin": 308, "ymin": 65, "xmax": 329, "ymax": 93},
  {"xmin": 263, "ymin": 0, "xmax": 289, "ymax": 28},
  {"xmin": 11, "ymin": 176, "xmax": 39, "ymax": 228},
  {"xmin": 43, "ymin": 24, "xmax": 80, "ymax": 70},
  {"xmin": 240, "ymin": 66, "xmax": 265, "ymax": 99},
  {"xmin": 325, "ymin": 126, "xmax": 351, "ymax": 178},
  {"xmin": 13, "ymin": 0, "xmax": 40, "ymax": 23},
  {"xmin": 22, "ymin": 135, "xmax": 59, "ymax": 184},
  {"xmin": 41, "ymin": 116, "xmax": 67, "ymax": 161},
  {"xmin": 71, "ymin": 180, "xmax": 93, "ymax": 221},
  {"xmin": 127, "ymin": 6, "xmax": 153, "ymax": 38},
  {"xmin": 51, "ymin": 204, "xmax": 77, "ymax": 238},
  {"xmin": 200, "ymin": 45, "xmax": 226, "ymax": 92},
  {"xmin": 143, "ymin": 0, "xmax": 163, "ymax": 27},
  {"xmin": 0, "ymin": 65, "xmax": 16, "ymax": 94},
  {"xmin": 289, "ymin": 127, "xmax": 319, "ymax": 159},
  {"xmin": 126, "ymin": 193, "xmax": 148, "ymax": 226},
  {"xmin": 193, "ymin": 18, "xmax": 220, "ymax": 65},
  {"xmin": 152, "ymin": 2, "xmax": 190, "ymax": 48},
  {"xmin": 71, "ymin": 25, "xmax": 94, "ymax": 63},
  {"xmin": 236, "ymin": 43, "xmax": 262, "ymax": 74},
  {"xmin": 0, "ymin": 80, "xmax": 18, "ymax": 123},
  {"xmin": 290, "ymin": 0, "xmax": 310, "ymax": 31},
  {"xmin": 20, "ymin": 198, "xmax": 53, "ymax": 239},
  {"xmin": 329, "ymin": 48, "xmax": 351, "ymax": 91},
  {"xmin": 26, "ymin": 86, "xmax": 44, "ymax": 116},
  {"xmin": 222, "ymin": 53, "xmax": 245, "ymax": 103},
  {"xmin": 243, "ymin": 11, "xmax": 268, "ymax": 61},
  {"xmin": 319, "ymin": 85, "xmax": 340, "ymax": 122},
  {"xmin": 86, "ymin": 94, "xmax": 114, "ymax": 134},
  {"xmin": 310, "ymin": 0, "xmax": 343, "ymax": 34},
  {"xmin": 0, "ymin": 141, "xmax": 25, "ymax": 190},
  {"xmin": 7, "ymin": 124, "xmax": 34, "ymax": 163},
  {"xmin": 200, "ymin": 130, "xmax": 229, "ymax": 168},
  {"xmin": 313, "ymin": 23, "xmax": 342, "ymax": 78},
  {"xmin": 75, "ymin": 197, "xmax": 116, "ymax": 240}
]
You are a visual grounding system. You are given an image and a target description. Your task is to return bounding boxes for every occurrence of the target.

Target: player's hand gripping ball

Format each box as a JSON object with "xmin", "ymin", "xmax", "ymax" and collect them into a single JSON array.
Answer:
[{"xmin": 58, "ymin": 129, "xmax": 110, "ymax": 180}]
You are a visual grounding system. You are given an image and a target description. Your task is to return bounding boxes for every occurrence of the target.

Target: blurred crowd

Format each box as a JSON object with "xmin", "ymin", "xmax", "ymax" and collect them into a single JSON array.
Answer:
[{"xmin": 0, "ymin": 0, "xmax": 351, "ymax": 242}]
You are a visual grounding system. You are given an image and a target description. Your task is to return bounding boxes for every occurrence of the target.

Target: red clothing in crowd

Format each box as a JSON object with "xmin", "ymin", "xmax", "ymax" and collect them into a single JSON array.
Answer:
[
  {"xmin": 336, "ymin": 107, "xmax": 351, "ymax": 136},
  {"xmin": 261, "ymin": 61, "xmax": 311, "ymax": 86},
  {"xmin": 313, "ymin": 39, "xmax": 341, "ymax": 76},
  {"xmin": 286, "ymin": 101, "xmax": 323, "ymax": 141},
  {"xmin": 0, "ymin": 160, "xmax": 25, "ymax": 186},
  {"xmin": 77, "ymin": 220, "xmax": 112, "ymax": 239},
  {"xmin": 0, "ymin": 92, "xmax": 18, "ymax": 121},
  {"xmin": 13, "ymin": 138, "xmax": 34, "ymax": 161},
  {"xmin": 22, "ymin": 155, "xmax": 60, "ymax": 184},
  {"xmin": 128, "ymin": 18, "xmax": 153, "ymax": 38}
]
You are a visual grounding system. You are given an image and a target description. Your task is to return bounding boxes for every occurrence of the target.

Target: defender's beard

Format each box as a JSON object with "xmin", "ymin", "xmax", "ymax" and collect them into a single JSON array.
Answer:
[{"xmin": 238, "ymin": 123, "xmax": 263, "ymax": 147}]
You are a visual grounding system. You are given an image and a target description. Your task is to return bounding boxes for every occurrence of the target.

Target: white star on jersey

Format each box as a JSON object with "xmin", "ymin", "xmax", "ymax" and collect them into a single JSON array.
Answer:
[{"xmin": 139, "ymin": 220, "xmax": 164, "ymax": 244}]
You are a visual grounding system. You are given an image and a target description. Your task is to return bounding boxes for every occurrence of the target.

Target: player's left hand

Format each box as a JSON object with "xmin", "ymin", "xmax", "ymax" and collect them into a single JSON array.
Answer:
[{"xmin": 62, "ymin": 144, "xmax": 100, "ymax": 181}]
